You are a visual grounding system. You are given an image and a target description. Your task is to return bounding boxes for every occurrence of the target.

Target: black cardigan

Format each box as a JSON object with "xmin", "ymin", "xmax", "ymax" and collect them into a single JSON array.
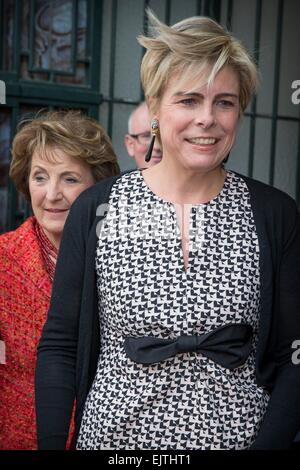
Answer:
[{"xmin": 35, "ymin": 171, "xmax": 300, "ymax": 450}]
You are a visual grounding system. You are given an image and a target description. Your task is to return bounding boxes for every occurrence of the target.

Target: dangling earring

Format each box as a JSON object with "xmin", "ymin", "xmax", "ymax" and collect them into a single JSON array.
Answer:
[
  {"xmin": 145, "ymin": 118, "xmax": 159, "ymax": 162},
  {"xmin": 223, "ymin": 153, "xmax": 230, "ymax": 164}
]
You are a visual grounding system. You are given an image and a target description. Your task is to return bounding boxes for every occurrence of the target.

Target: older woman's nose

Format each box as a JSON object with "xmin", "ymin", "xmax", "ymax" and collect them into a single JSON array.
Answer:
[{"xmin": 46, "ymin": 181, "xmax": 63, "ymax": 200}]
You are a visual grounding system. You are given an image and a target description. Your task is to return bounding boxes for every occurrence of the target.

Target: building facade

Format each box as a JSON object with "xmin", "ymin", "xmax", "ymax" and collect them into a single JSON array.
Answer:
[{"xmin": 0, "ymin": 0, "xmax": 299, "ymax": 232}]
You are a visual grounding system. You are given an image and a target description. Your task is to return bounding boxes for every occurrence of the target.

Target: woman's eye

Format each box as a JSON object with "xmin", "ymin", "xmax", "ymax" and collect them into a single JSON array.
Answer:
[
  {"xmin": 65, "ymin": 177, "xmax": 78, "ymax": 183},
  {"xmin": 34, "ymin": 175, "xmax": 46, "ymax": 182},
  {"xmin": 180, "ymin": 98, "xmax": 196, "ymax": 106},
  {"xmin": 217, "ymin": 100, "xmax": 235, "ymax": 108}
]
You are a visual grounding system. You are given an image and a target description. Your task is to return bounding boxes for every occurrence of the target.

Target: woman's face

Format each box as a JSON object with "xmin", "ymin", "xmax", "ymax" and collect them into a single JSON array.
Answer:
[
  {"xmin": 156, "ymin": 65, "xmax": 240, "ymax": 172},
  {"xmin": 29, "ymin": 147, "xmax": 95, "ymax": 247}
]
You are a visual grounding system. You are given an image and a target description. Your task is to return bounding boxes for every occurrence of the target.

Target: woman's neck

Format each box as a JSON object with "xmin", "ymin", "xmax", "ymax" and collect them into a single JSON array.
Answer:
[
  {"xmin": 141, "ymin": 160, "xmax": 227, "ymax": 206},
  {"xmin": 34, "ymin": 221, "xmax": 59, "ymax": 281},
  {"xmin": 43, "ymin": 229, "xmax": 61, "ymax": 250}
]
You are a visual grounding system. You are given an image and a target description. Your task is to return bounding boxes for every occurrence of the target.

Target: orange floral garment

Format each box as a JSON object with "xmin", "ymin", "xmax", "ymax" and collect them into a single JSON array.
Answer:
[{"xmin": 0, "ymin": 217, "xmax": 73, "ymax": 450}]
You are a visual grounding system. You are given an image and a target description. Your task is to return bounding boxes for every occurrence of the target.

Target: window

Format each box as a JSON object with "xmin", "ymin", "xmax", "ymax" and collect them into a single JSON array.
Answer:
[{"xmin": 0, "ymin": 0, "xmax": 102, "ymax": 232}]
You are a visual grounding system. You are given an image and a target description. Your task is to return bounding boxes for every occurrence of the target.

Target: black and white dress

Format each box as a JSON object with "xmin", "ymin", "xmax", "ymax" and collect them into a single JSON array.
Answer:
[{"xmin": 76, "ymin": 169, "xmax": 270, "ymax": 450}]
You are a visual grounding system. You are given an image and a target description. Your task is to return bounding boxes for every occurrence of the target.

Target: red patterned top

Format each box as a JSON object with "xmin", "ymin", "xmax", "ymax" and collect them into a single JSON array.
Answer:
[{"xmin": 0, "ymin": 217, "xmax": 73, "ymax": 450}]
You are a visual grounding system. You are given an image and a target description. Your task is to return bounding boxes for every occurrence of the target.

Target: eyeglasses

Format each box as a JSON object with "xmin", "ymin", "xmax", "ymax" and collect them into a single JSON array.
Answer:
[{"xmin": 129, "ymin": 132, "xmax": 152, "ymax": 146}]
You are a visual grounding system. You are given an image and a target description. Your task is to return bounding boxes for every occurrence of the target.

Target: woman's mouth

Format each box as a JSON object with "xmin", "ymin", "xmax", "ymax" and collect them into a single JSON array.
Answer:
[
  {"xmin": 45, "ymin": 209, "xmax": 68, "ymax": 213},
  {"xmin": 186, "ymin": 137, "xmax": 219, "ymax": 145}
]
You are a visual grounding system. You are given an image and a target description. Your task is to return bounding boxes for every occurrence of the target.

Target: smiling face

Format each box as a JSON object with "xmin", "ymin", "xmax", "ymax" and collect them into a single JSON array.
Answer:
[
  {"xmin": 29, "ymin": 147, "xmax": 95, "ymax": 248},
  {"xmin": 155, "ymin": 65, "xmax": 240, "ymax": 173}
]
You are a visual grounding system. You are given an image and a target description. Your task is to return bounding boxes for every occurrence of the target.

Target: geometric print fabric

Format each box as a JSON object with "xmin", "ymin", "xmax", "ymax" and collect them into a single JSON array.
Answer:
[{"xmin": 76, "ymin": 170, "xmax": 270, "ymax": 450}]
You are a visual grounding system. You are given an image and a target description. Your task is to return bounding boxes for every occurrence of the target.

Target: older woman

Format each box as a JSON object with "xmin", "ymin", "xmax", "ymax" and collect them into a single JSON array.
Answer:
[
  {"xmin": 35, "ymin": 12, "xmax": 300, "ymax": 450},
  {"xmin": 0, "ymin": 110, "xmax": 119, "ymax": 450}
]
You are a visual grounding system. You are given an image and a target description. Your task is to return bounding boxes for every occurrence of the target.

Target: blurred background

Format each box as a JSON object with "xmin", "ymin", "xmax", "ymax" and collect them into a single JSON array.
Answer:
[{"xmin": 0, "ymin": 0, "xmax": 300, "ymax": 233}]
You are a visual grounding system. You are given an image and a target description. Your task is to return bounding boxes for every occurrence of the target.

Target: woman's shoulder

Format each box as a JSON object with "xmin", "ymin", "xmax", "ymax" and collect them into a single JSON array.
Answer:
[
  {"xmin": 68, "ymin": 170, "xmax": 135, "ymax": 215},
  {"xmin": 0, "ymin": 217, "xmax": 42, "ymax": 275},
  {"xmin": 0, "ymin": 217, "xmax": 51, "ymax": 295},
  {"xmin": 0, "ymin": 216, "xmax": 37, "ymax": 252},
  {"xmin": 232, "ymin": 170, "xmax": 299, "ymax": 213}
]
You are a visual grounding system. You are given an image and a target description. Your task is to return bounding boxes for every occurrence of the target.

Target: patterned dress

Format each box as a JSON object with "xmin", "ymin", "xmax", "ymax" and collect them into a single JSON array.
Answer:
[{"xmin": 77, "ymin": 170, "xmax": 270, "ymax": 450}]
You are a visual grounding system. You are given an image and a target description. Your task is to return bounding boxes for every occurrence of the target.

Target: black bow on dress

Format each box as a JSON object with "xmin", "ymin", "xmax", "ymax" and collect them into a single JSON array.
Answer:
[{"xmin": 124, "ymin": 323, "xmax": 253, "ymax": 370}]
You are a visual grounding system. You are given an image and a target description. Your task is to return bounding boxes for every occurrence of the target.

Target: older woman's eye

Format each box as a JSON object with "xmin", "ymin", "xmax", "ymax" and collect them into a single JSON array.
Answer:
[
  {"xmin": 65, "ymin": 177, "xmax": 79, "ymax": 183},
  {"xmin": 34, "ymin": 175, "xmax": 46, "ymax": 182}
]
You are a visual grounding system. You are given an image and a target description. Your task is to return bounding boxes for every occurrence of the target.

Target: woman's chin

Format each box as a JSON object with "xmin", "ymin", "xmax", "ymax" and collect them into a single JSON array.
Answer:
[
  {"xmin": 37, "ymin": 220, "xmax": 64, "ymax": 241},
  {"xmin": 181, "ymin": 156, "xmax": 224, "ymax": 172}
]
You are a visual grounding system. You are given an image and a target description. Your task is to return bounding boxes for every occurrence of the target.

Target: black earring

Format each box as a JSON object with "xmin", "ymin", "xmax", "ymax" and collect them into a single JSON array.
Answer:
[
  {"xmin": 145, "ymin": 118, "xmax": 159, "ymax": 162},
  {"xmin": 223, "ymin": 153, "xmax": 230, "ymax": 164}
]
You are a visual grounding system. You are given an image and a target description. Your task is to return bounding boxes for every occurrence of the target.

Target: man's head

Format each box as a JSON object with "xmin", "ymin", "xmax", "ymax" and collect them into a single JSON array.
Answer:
[{"xmin": 124, "ymin": 102, "xmax": 162, "ymax": 168}]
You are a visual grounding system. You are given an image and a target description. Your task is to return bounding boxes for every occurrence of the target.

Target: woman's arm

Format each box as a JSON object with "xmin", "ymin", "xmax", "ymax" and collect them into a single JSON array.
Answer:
[
  {"xmin": 251, "ymin": 207, "xmax": 300, "ymax": 449},
  {"xmin": 35, "ymin": 195, "xmax": 94, "ymax": 450}
]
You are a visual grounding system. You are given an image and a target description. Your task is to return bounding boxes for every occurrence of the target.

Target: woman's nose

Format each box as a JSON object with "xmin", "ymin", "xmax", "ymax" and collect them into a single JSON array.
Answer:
[
  {"xmin": 196, "ymin": 104, "xmax": 216, "ymax": 129},
  {"xmin": 46, "ymin": 182, "xmax": 63, "ymax": 200}
]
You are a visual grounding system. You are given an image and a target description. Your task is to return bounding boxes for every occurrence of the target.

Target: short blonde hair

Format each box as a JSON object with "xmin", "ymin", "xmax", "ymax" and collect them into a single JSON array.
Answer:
[
  {"xmin": 138, "ymin": 9, "xmax": 259, "ymax": 114},
  {"xmin": 10, "ymin": 110, "xmax": 120, "ymax": 200}
]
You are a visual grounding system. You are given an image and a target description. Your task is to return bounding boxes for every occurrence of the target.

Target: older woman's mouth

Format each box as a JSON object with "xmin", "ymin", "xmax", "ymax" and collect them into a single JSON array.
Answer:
[{"xmin": 45, "ymin": 209, "xmax": 69, "ymax": 213}]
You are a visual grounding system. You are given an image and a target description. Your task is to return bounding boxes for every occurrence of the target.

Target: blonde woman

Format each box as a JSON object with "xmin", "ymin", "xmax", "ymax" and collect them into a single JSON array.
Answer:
[
  {"xmin": 0, "ymin": 110, "xmax": 119, "ymax": 449},
  {"xmin": 36, "ymin": 12, "xmax": 300, "ymax": 450}
]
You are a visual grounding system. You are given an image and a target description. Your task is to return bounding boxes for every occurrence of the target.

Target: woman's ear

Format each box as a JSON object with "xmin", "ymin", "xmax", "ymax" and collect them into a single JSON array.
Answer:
[{"xmin": 147, "ymin": 96, "xmax": 158, "ymax": 120}]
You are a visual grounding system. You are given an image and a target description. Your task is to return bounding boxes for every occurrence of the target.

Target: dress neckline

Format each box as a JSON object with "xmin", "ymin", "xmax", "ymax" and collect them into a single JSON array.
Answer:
[{"xmin": 137, "ymin": 168, "xmax": 232, "ymax": 208}]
